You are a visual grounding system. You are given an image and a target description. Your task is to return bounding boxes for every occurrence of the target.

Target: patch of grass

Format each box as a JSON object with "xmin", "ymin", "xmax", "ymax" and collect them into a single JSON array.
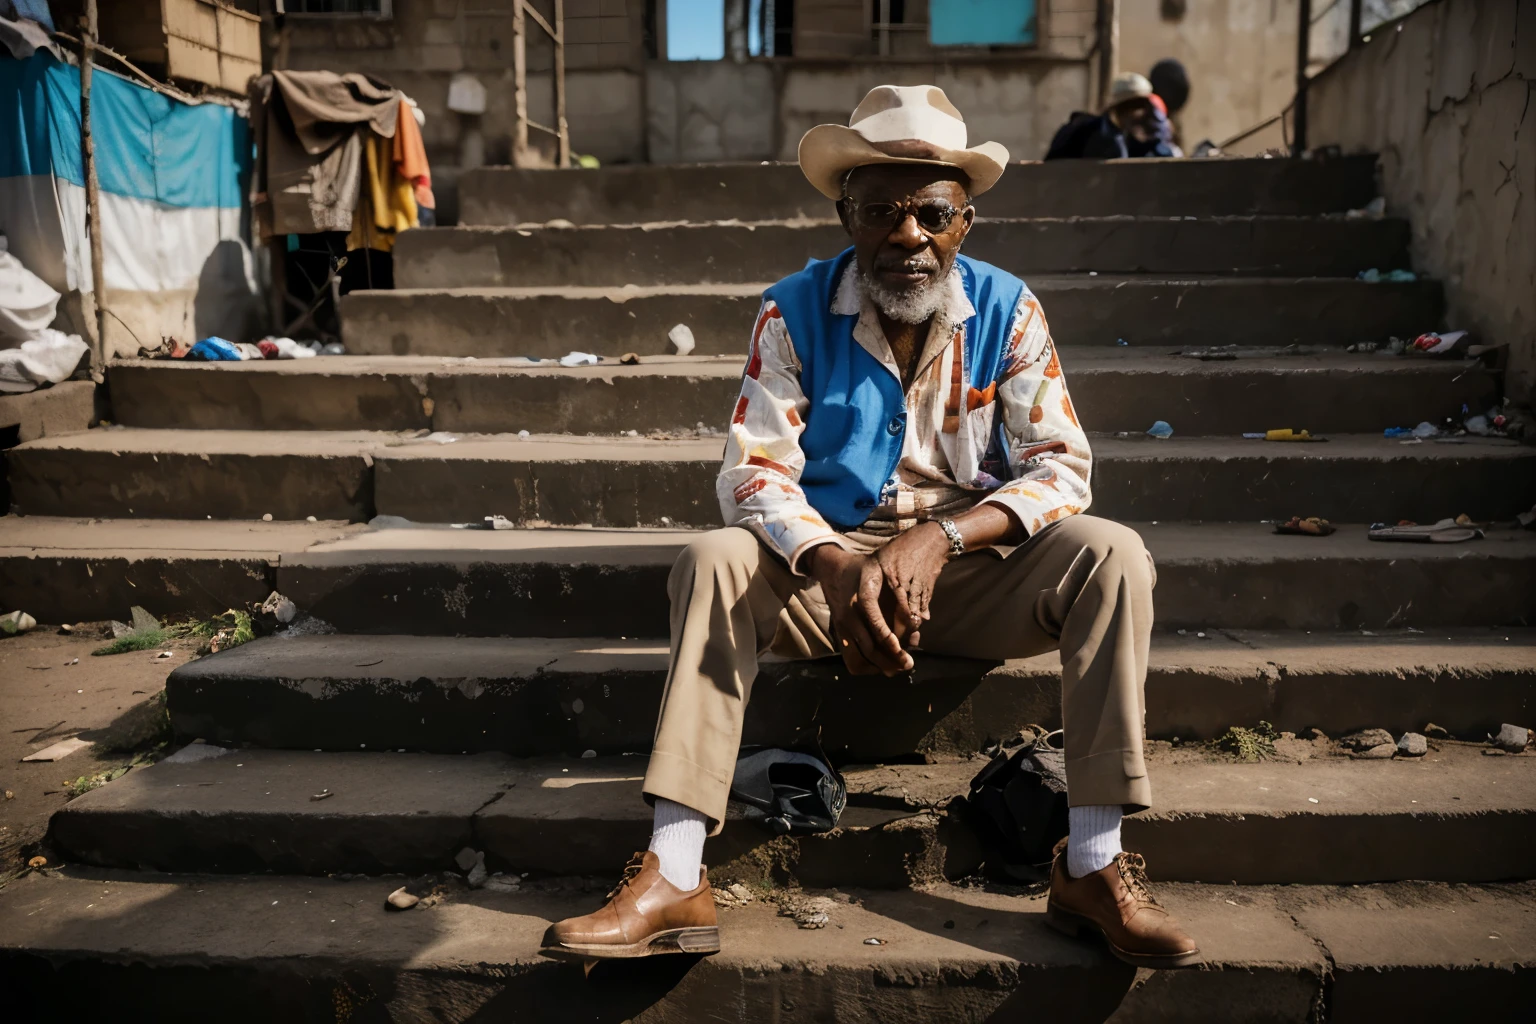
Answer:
[
  {"xmin": 64, "ymin": 743, "xmax": 168, "ymax": 800},
  {"xmin": 91, "ymin": 628, "xmax": 175, "ymax": 656},
  {"xmin": 1214, "ymin": 720, "xmax": 1278, "ymax": 763},
  {"xmin": 188, "ymin": 608, "xmax": 253, "ymax": 655}
]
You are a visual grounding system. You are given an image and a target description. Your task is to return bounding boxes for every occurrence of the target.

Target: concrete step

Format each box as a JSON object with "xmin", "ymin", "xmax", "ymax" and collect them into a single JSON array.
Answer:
[
  {"xmin": 341, "ymin": 276, "xmax": 1446, "ymax": 356},
  {"xmin": 166, "ymin": 631, "xmax": 1536, "ymax": 757},
  {"xmin": 104, "ymin": 350, "xmax": 1500, "ymax": 437},
  {"xmin": 49, "ymin": 746, "xmax": 1536, "ymax": 884},
  {"xmin": 456, "ymin": 156, "xmax": 1382, "ymax": 224},
  {"xmin": 271, "ymin": 522, "xmax": 1536, "ymax": 634},
  {"xmin": 0, "ymin": 515, "xmax": 364, "ymax": 624},
  {"xmin": 6, "ymin": 518, "xmax": 1533, "ymax": 633},
  {"xmin": 9, "ymin": 871, "xmax": 1532, "ymax": 1024},
  {"xmin": 392, "ymin": 218, "xmax": 1413, "ymax": 289},
  {"xmin": 11, "ymin": 428, "xmax": 1532, "ymax": 525}
]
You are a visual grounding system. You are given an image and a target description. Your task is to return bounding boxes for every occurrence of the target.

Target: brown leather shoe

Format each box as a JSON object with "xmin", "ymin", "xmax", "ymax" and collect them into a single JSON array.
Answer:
[
  {"xmin": 541, "ymin": 851, "xmax": 720, "ymax": 960},
  {"xmin": 1045, "ymin": 840, "xmax": 1199, "ymax": 968}
]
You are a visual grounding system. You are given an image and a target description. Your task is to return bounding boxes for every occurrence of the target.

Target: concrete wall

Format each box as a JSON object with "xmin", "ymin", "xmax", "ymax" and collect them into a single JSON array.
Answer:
[
  {"xmin": 273, "ymin": 1, "xmax": 650, "ymax": 220},
  {"xmin": 646, "ymin": 58, "xmax": 1091, "ymax": 163},
  {"xmin": 1116, "ymin": 0, "xmax": 1301, "ymax": 149},
  {"xmin": 1307, "ymin": 0, "xmax": 1534, "ymax": 403}
]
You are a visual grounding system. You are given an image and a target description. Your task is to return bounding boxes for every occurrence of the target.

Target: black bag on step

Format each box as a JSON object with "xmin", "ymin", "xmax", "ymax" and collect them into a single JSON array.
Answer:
[
  {"xmin": 729, "ymin": 748, "xmax": 847, "ymax": 836},
  {"xmin": 966, "ymin": 729, "xmax": 1069, "ymax": 881}
]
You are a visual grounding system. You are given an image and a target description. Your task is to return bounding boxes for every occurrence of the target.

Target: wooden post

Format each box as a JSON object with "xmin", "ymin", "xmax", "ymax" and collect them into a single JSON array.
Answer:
[
  {"xmin": 555, "ymin": 0, "xmax": 570, "ymax": 168},
  {"xmin": 513, "ymin": 0, "xmax": 529, "ymax": 166},
  {"xmin": 1294, "ymin": 0, "xmax": 1311, "ymax": 155},
  {"xmin": 80, "ymin": 0, "xmax": 108, "ymax": 377}
]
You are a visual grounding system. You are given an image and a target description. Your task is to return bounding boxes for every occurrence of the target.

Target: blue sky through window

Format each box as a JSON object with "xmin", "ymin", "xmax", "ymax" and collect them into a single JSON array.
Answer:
[{"xmin": 667, "ymin": 0, "xmax": 725, "ymax": 60}]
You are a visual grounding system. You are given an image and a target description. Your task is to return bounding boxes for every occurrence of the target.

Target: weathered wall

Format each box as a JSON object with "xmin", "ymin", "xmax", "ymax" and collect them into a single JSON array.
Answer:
[
  {"xmin": 278, "ymin": 1, "xmax": 1098, "ymax": 188},
  {"xmin": 646, "ymin": 58, "xmax": 1091, "ymax": 163},
  {"xmin": 274, "ymin": 1, "xmax": 650, "ymax": 221},
  {"xmin": 1307, "ymin": 0, "xmax": 1535, "ymax": 403},
  {"xmin": 1116, "ymin": 0, "xmax": 1300, "ymax": 149}
]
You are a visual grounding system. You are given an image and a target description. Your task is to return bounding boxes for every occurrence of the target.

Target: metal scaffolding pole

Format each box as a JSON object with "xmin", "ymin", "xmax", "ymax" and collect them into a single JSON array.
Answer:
[{"xmin": 512, "ymin": 1, "xmax": 571, "ymax": 168}]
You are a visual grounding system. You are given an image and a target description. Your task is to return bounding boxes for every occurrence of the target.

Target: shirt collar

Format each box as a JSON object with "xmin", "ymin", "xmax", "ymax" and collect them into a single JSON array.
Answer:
[{"xmin": 833, "ymin": 258, "xmax": 973, "ymax": 387}]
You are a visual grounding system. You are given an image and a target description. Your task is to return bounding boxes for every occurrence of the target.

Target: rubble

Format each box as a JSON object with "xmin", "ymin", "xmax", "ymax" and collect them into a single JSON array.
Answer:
[
  {"xmin": 1491, "ymin": 724, "xmax": 1529, "ymax": 753},
  {"xmin": 1396, "ymin": 733, "xmax": 1427, "ymax": 757},
  {"xmin": 1341, "ymin": 729, "xmax": 1394, "ymax": 752}
]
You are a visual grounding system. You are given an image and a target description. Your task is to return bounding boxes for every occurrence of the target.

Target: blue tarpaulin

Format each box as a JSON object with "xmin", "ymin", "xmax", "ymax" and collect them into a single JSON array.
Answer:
[{"xmin": 0, "ymin": 50, "xmax": 248, "ymax": 209}]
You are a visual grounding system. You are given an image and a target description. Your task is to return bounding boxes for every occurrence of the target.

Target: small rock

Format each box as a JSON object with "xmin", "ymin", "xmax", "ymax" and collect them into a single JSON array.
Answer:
[
  {"xmin": 261, "ymin": 513, "xmax": 273, "ymax": 522},
  {"xmin": 863, "ymin": 937, "xmax": 885, "ymax": 945},
  {"xmin": 1355, "ymin": 743, "xmax": 1396, "ymax": 759},
  {"xmin": 581, "ymin": 749, "xmax": 597, "ymax": 758},
  {"xmin": 1341, "ymin": 728, "xmax": 1394, "ymax": 752},
  {"xmin": 27, "ymin": 856, "xmax": 47, "ymax": 868},
  {"xmin": 727, "ymin": 883, "xmax": 753, "ymax": 903},
  {"xmin": 466, "ymin": 857, "xmax": 488, "ymax": 889},
  {"xmin": 482, "ymin": 875, "xmax": 520, "ymax": 893},
  {"xmin": 454, "ymin": 847, "xmax": 481, "ymax": 873},
  {"xmin": 798, "ymin": 912, "xmax": 829, "ymax": 929},
  {"xmin": 386, "ymin": 886, "xmax": 419, "ymax": 910},
  {"xmin": 1484, "ymin": 748, "xmax": 1508, "ymax": 757},
  {"xmin": 1423, "ymin": 723, "xmax": 1451, "ymax": 739},
  {"xmin": 1492, "ymin": 724, "xmax": 1529, "ymax": 753},
  {"xmin": 155, "ymin": 651, "xmax": 173, "ymax": 659},
  {"xmin": 1396, "ymin": 732, "xmax": 1427, "ymax": 757},
  {"xmin": 3, "ymin": 790, "xmax": 12, "ymax": 800}
]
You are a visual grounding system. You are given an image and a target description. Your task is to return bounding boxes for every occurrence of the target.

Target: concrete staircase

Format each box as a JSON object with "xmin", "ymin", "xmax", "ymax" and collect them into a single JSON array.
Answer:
[{"xmin": 3, "ymin": 158, "xmax": 1535, "ymax": 1021}]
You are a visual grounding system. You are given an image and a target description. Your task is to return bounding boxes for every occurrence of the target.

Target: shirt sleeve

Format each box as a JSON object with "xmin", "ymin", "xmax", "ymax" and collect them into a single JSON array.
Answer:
[
  {"xmin": 979, "ymin": 291, "xmax": 1095, "ymax": 534},
  {"xmin": 717, "ymin": 300, "xmax": 848, "ymax": 573}
]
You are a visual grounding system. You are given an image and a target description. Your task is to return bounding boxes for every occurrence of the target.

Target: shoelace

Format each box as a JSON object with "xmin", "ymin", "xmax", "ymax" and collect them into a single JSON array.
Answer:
[
  {"xmin": 1117, "ymin": 853, "xmax": 1162, "ymax": 908},
  {"xmin": 604, "ymin": 853, "xmax": 648, "ymax": 901}
]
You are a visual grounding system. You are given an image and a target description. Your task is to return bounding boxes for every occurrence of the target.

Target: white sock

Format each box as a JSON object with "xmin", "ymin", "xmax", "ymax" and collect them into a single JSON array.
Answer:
[
  {"xmin": 647, "ymin": 798, "xmax": 708, "ymax": 891},
  {"xmin": 1066, "ymin": 804, "xmax": 1123, "ymax": 878}
]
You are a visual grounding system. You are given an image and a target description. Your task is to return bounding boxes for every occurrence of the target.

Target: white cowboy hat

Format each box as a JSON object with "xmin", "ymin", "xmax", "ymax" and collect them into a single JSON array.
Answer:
[{"xmin": 798, "ymin": 85, "xmax": 1010, "ymax": 200}]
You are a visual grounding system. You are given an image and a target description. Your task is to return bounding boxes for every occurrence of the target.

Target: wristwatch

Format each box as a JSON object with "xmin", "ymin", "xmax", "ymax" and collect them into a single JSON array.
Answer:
[{"xmin": 937, "ymin": 518, "xmax": 966, "ymax": 557}]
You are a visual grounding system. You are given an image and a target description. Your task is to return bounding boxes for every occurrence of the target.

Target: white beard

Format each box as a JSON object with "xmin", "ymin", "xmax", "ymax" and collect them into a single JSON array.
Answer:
[{"xmin": 859, "ymin": 265, "xmax": 951, "ymax": 324}]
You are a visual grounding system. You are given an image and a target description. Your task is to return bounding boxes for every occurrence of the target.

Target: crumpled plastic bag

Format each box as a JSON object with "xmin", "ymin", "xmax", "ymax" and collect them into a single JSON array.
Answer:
[{"xmin": 0, "ymin": 328, "xmax": 88, "ymax": 393}]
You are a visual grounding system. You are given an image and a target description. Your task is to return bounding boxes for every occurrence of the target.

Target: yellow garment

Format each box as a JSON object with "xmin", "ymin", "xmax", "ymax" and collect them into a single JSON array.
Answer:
[{"xmin": 347, "ymin": 130, "xmax": 417, "ymax": 252}]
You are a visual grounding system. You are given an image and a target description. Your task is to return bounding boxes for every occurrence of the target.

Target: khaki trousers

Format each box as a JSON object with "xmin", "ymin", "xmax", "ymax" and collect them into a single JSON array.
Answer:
[{"xmin": 643, "ymin": 515, "xmax": 1156, "ymax": 833}]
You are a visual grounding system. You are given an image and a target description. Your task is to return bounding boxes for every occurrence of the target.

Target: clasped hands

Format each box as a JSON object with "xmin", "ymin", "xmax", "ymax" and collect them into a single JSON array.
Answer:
[{"xmin": 803, "ymin": 521, "xmax": 953, "ymax": 676}]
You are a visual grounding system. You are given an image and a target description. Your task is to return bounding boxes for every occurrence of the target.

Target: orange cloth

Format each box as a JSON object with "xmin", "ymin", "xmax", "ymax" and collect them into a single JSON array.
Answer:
[
  {"xmin": 393, "ymin": 99, "xmax": 436, "ymax": 211},
  {"xmin": 347, "ymin": 129, "xmax": 417, "ymax": 252}
]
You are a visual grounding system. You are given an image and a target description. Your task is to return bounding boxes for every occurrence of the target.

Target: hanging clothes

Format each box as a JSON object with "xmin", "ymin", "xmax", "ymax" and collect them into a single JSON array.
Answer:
[
  {"xmin": 346, "ymin": 130, "xmax": 417, "ymax": 253},
  {"xmin": 250, "ymin": 70, "xmax": 401, "ymax": 238},
  {"xmin": 394, "ymin": 98, "xmax": 435, "ymax": 218}
]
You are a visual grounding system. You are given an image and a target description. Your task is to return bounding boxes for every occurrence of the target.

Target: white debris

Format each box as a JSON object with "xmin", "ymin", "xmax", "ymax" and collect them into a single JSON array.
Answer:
[{"xmin": 668, "ymin": 323, "xmax": 696, "ymax": 355}]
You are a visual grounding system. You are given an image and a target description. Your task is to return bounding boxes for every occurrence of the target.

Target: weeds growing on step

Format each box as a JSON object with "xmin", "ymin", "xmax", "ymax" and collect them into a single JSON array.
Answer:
[{"xmin": 1214, "ymin": 721, "xmax": 1278, "ymax": 762}]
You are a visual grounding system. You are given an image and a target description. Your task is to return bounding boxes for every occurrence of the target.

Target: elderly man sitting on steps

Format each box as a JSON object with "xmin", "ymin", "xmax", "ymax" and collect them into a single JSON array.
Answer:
[{"xmin": 544, "ymin": 85, "xmax": 1197, "ymax": 969}]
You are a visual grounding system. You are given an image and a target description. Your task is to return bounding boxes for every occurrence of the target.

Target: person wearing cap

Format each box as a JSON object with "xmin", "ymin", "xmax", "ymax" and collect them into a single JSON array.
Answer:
[
  {"xmin": 1045, "ymin": 72, "xmax": 1181, "ymax": 160},
  {"xmin": 543, "ymin": 85, "xmax": 1197, "ymax": 970}
]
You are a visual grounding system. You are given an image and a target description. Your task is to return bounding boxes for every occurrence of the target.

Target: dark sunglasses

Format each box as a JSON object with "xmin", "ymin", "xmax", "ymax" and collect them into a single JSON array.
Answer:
[{"xmin": 845, "ymin": 197, "xmax": 963, "ymax": 236}]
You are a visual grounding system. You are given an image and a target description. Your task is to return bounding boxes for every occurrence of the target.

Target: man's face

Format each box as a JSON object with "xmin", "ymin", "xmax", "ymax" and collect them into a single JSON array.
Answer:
[
  {"xmin": 838, "ymin": 165, "xmax": 974, "ymax": 322},
  {"xmin": 1114, "ymin": 98, "xmax": 1158, "ymax": 143}
]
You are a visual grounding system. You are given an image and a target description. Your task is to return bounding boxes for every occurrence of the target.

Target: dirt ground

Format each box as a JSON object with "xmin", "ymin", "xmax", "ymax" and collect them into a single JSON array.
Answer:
[{"xmin": 0, "ymin": 624, "xmax": 198, "ymax": 874}]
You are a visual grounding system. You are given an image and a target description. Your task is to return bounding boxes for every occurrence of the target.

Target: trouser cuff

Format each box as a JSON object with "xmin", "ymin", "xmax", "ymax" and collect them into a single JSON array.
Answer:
[
  {"xmin": 1065, "ymin": 748, "xmax": 1152, "ymax": 814},
  {"xmin": 644, "ymin": 749, "xmax": 732, "ymax": 836}
]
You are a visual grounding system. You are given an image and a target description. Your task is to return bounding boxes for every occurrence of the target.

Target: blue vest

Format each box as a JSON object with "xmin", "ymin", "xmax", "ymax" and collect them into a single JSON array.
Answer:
[{"xmin": 763, "ymin": 249, "xmax": 1026, "ymax": 528}]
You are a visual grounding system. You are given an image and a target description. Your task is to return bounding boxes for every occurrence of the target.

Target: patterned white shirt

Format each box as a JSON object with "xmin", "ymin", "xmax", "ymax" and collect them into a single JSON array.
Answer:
[{"xmin": 718, "ymin": 260, "xmax": 1093, "ymax": 573}]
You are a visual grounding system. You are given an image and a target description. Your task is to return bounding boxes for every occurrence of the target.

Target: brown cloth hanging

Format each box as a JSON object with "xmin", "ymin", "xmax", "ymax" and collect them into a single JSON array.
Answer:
[{"xmin": 249, "ymin": 70, "xmax": 402, "ymax": 238}]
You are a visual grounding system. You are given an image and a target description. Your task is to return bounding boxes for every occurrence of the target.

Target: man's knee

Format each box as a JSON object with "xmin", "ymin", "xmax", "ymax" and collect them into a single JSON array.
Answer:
[
  {"xmin": 670, "ymin": 527, "xmax": 761, "ymax": 590},
  {"xmin": 1056, "ymin": 516, "xmax": 1156, "ymax": 589}
]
